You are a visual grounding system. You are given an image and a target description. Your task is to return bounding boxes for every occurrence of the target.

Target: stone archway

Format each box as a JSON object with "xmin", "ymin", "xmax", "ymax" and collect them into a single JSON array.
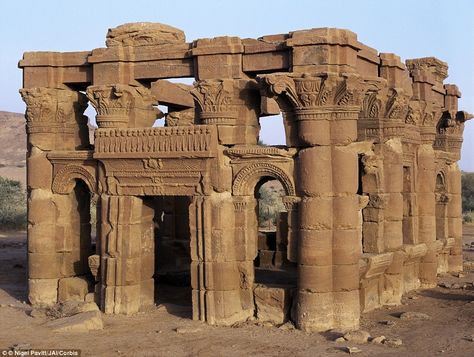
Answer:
[
  {"xmin": 52, "ymin": 165, "xmax": 97, "ymax": 195},
  {"xmin": 232, "ymin": 162, "xmax": 295, "ymax": 197}
]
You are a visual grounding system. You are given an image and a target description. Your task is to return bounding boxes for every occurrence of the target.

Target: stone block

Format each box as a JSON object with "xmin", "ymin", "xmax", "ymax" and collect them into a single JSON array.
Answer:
[
  {"xmin": 333, "ymin": 195, "xmax": 359, "ymax": 230},
  {"xmin": 260, "ymin": 96, "xmax": 280, "ymax": 116},
  {"xmin": 60, "ymin": 249, "xmax": 88, "ymax": 277},
  {"xmin": 298, "ymin": 230, "xmax": 332, "ymax": 265},
  {"xmin": 383, "ymin": 220, "xmax": 403, "ymax": 251},
  {"xmin": 417, "ymin": 193, "xmax": 435, "ymax": 216},
  {"xmin": 331, "ymin": 146, "xmax": 358, "ymax": 193},
  {"xmin": 448, "ymin": 254, "xmax": 463, "ymax": 272},
  {"xmin": 240, "ymin": 288, "xmax": 254, "ymax": 312},
  {"xmin": 299, "ymin": 197, "xmax": 333, "ymax": 230},
  {"xmin": 237, "ymin": 261, "xmax": 254, "ymax": 290},
  {"xmin": 121, "ymin": 224, "xmax": 143, "ymax": 258},
  {"xmin": 202, "ymin": 261, "xmax": 240, "ymax": 291},
  {"xmin": 141, "ymin": 252, "xmax": 154, "ymax": 281},
  {"xmin": 254, "ymin": 285, "xmax": 293, "ymax": 324},
  {"xmin": 298, "ymin": 264, "xmax": 332, "ymax": 292},
  {"xmin": 333, "ymin": 229, "xmax": 360, "ymax": 264},
  {"xmin": 28, "ymin": 224, "xmax": 56, "ymax": 253},
  {"xmin": 115, "ymin": 285, "xmax": 141, "ymax": 315},
  {"xmin": 28, "ymin": 252, "xmax": 61, "ymax": 279},
  {"xmin": 293, "ymin": 290, "xmax": 334, "ymax": 332},
  {"xmin": 196, "ymin": 54, "xmax": 244, "ymax": 80},
  {"xmin": 333, "ymin": 264, "xmax": 359, "ymax": 291},
  {"xmin": 384, "ymin": 193, "xmax": 403, "ymax": 220},
  {"xmin": 360, "ymin": 277, "xmax": 381, "ymax": 313},
  {"xmin": 385, "ymin": 251, "xmax": 405, "ymax": 275},
  {"xmin": 418, "ymin": 215, "xmax": 436, "ymax": 243},
  {"xmin": 330, "ymin": 119, "xmax": 358, "ymax": 145},
  {"xmin": 381, "ymin": 274, "xmax": 402, "ymax": 305},
  {"xmin": 27, "ymin": 153, "xmax": 52, "ymax": 189},
  {"xmin": 448, "ymin": 217, "xmax": 463, "ymax": 239},
  {"xmin": 58, "ymin": 276, "xmax": 90, "ymax": 302},
  {"xmin": 297, "ymin": 117, "xmax": 332, "ymax": 147},
  {"xmin": 297, "ymin": 147, "xmax": 332, "ymax": 194},
  {"xmin": 332, "ymin": 290, "xmax": 360, "ymax": 330},
  {"xmin": 140, "ymin": 278, "xmax": 155, "ymax": 307},
  {"xmin": 45, "ymin": 310, "xmax": 103, "ymax": 332},
  {"xmin": 28, "ymin": 197, "xmax": 56, "ymax": 225},
  {"xmin": 402, "ymin": 262, "xmax": 420, "ymax": 293},
  {"xmin": 29, "ymin": 278, "xmax": 58, "ymax": 306},
  {"xmin": 384, "ymin": 165, "xmax": 403, "ymax": 193},
  {"xmin": 419, "ymin": 261, "xmax": 437, "ymax": 288},
  {"xmin": 437, "ymin": 253, "xmax": 449, "ymax": 274},
  {"xmin": 447, "ymin": 194, "xmax": 462, "ymax": 217},
  {"xmin": 124, "ymin": 257, "xmax": 141, "ymax": 285},
  {"xmin": 205, "ymin": 289, "xmax": 251, "ymax": 326},
  {"xmin": 362, "ymin": 222, "xmax": 384, "ymax": 253}
]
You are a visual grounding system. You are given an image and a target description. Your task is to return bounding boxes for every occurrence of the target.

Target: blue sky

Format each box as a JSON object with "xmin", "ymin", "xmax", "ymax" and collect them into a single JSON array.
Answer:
[{"xmin": 1, "ymin": 0, "xmax": 473, "ymax": 170}]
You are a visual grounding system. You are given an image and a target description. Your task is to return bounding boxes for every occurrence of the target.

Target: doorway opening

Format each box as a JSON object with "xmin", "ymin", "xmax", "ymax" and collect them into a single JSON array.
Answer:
[
  {"xmin": 253, "ymin": 178, "xmax": 296, "ymax": 286},
  {"xmin": 146, "ymin": 196, "xmax": 193, "ymax": 309},
  {"xmin": 435, "ymin": 172, "xmax": 448, "ymax": 240}
]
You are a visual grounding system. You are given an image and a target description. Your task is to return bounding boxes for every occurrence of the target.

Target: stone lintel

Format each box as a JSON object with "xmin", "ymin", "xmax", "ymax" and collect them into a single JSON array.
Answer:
[
  {"xmin": 192, "ymin": 36, "xmax": 244, "ymax": 56},
  {"xmin": 286, "ymin": 28, "xmax": 360, "ymax": 48}
]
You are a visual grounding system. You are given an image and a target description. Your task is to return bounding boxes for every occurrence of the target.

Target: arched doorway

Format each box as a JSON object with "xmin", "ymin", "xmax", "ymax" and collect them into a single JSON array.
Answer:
[
  {"xmin": 253, "ymin": 177, "xmax": 296, "ymax": 285},
  {"xmin": 435, "ymin": 172, "xmax": 448, "ymax": 241}
]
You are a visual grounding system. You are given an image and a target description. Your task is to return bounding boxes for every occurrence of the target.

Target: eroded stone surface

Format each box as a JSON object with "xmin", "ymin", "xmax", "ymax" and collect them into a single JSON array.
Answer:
[
  {"xmin": 44, "ymin": 310, "xmax": 103, "ymax": 332},
  {"xmin": 19, "ymin": 22, "xmax": 471, "ymax": 334},
  {"xmin": 106, "ymin": 22, "xmax": 185, "ymax": 47}
]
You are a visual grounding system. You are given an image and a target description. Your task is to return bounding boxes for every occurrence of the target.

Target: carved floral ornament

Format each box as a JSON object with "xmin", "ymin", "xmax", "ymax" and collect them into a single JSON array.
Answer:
[
  {"xmin": 19, "ymin": 88, "xmax": 87, "ymax": 129},
  {"xmin": 86, "ymin": 84, "xmax": 155, "ymax": 128},
  {"xmin": 437, "ymin": 110, "xmax": 473, "ymax": 135},
  {"xmin": 191, "ymin": 79, "xmax": 234, "ymax": 113},
  {"xmin": 360, "ymin": 85, "xmax": 410, "ymax": 120},
  {"xmin": 406, "ymin": 57, "xmax": 448, "ymax": 82},
  {"xmin": 258, "ymin": 73, "xmax": 361, "ymax": 110}
]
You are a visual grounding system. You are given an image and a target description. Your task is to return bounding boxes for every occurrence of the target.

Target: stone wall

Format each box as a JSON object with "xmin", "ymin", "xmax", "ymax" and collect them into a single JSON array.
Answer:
[{"xmin": 19, "ymin": 22, "xmax": 472, "ymax": 332}]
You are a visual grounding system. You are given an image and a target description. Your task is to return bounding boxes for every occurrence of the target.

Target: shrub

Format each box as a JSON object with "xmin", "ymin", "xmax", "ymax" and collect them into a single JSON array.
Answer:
[
  {"xmin": 0, "ymin": 177, "xmax": 26, "ymax": 230},
  {"xmin": 463, "ymin": 211, "xmax": 474, "ymax": 224},
  {"xmin": 462, "ymin": 172, "xmax": 474, "ymax": 213}
]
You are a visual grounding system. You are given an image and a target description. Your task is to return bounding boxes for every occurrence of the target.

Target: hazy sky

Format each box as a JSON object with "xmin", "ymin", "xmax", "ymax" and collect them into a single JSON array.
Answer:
[{"xmin": 1, "ymin": 0, "xmax": 473, "ymax": 170}]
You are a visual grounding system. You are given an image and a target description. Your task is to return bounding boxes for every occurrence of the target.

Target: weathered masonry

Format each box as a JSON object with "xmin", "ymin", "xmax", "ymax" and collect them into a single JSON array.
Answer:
[{"xmin": 19, "ymin": 22, "xmax": 472, "ymax": 331}]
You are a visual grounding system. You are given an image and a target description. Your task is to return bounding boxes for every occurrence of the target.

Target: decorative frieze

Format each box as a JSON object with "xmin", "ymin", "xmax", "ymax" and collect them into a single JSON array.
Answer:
[{"xmin": 94, "ymin": 126, "xmax": 216, "ymax": 157}]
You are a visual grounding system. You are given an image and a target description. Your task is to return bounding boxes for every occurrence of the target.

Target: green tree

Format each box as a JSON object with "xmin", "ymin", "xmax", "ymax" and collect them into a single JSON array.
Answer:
[{"xmin": 0, "ymin": 177, "xmax": 26, "ymax": 230}]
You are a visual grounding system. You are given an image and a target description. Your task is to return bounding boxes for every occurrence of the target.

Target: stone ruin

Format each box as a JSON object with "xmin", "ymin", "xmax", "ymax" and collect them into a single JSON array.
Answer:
[{"xmin": 19, "ymin": 22, "xmax": 472, "ymax": 332}]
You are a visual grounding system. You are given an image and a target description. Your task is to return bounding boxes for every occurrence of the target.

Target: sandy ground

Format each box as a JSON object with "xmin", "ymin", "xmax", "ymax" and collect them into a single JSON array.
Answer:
[{"xmin": 1, "ymin": 227, "xmax": 474, "ymax": 357}]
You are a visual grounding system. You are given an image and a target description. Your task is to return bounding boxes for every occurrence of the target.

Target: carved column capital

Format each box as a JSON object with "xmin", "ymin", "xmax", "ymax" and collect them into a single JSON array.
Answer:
[
  {"xmin": 259, "ymin": 73, "xmax": 362, "ymax": 147},
  {"xmin": 20, "ymin": 87, "xmax": 87, "ymax": 134},
  {"xmin": 86, "ymin": 84, "xmax": 155, "ymax": 128},
  {"xmin": 260, "ymin": 73, "xmax": 362, "ymax": 111},
  {"xmin": 191, "ymin": 79, "xmax": 237, "ymax": 124},
  {"xmin": 233, "ymin": 196, "xmax": 253, "ymax": 212}
]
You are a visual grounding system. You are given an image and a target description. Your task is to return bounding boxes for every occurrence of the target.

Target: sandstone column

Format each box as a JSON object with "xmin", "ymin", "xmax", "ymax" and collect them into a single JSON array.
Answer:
[
  {"xmin": 86, "ymin": 84, "xmax": 158, "ymax": 313},
  {"xmin": 189, "ymin": 57, "xmax": 262, "ymax": 324},
  {"xmin": 20, "ymin": 87, "xmax": 89, "ymax": 306},
  {"xmin": 261, "ymin": 73, "xmax": 362, "ymax": 331},
  {"xmin": 446, "ymin": 163, "xmax": 463, "ymax": 271},
  {"xmin": 98, "ymin": 195, "xmax": 154, "ymax": 314},
  {"xmin": 406, "ymin": 57, "xmax": 450, "ymax": 288},
  {"xmin": 189, "ymin": 194, "xmax": 254, "ymax": 325}
]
